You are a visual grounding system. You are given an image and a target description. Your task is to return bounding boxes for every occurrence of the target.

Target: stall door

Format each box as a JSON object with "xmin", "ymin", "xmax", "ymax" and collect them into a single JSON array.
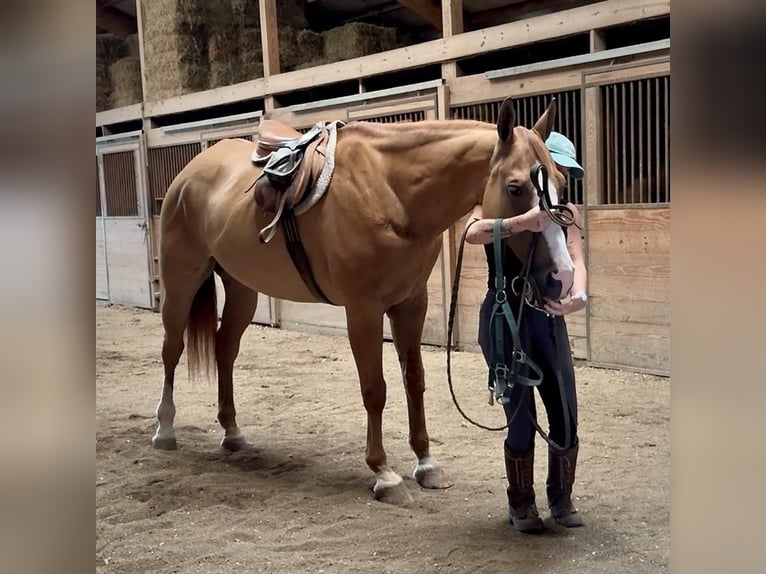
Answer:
[
  {"xmin": 96, "ymin": 156, "xmax": 109, "ymax": 300},
  {"xmin": 98, "ymin": 142, "xmax": 153, "ymax": 309}
]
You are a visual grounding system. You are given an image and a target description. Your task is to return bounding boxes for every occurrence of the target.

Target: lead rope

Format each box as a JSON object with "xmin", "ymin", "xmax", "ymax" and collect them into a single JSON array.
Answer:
[{"xmin": 445, "ymin": 164, "xmax": 579, "ymax": 453}]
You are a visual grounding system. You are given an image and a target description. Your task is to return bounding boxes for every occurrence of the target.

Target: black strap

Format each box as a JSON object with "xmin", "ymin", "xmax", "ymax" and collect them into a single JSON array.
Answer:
[{"xmin": 282, "ymin": 209, "xmax": 335, "ymax": 306}]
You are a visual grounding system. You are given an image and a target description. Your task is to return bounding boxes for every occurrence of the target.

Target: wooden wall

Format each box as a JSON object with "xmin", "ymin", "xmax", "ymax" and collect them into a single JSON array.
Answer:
[
  {"xmin": 96, "ymin": 220, "xmax": 109, "ymax": 300},
  {"xmin": 586, "ymin": 208, "xmax": 670, "ymax": 373}
]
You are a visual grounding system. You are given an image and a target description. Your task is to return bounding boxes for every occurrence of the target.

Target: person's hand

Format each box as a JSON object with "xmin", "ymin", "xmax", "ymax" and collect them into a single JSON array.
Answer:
[
  {"xmin": 544, "ymin": 291, "xmax": 587, "ymax": 316},
  {"xmin": 515, "ymin": 206, "xmax": 553, "ymax": 233}
]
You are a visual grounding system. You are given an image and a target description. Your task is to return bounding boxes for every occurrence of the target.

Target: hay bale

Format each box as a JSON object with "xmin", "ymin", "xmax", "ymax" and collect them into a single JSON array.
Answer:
[
  {"xmin": 97, "ymin": 33, "xmax": 125, "ymax": 65},
  {"xmin": 124, "ymin": 34, "xmax": 141, "ymax": 58},
  {"xmin": 109, "ymin": 57, "xmax": 143, "ymax": 108},
  {"xmin": 277, "ymin": 0, "xmax": 307, "ymax": 29},
  {"xmin": 279, "ymin": 27, "xmax": 323, "ymax": 72},
  {"xmin": 208, "ymin": 32, "xmax": 240, "ymax": 88},
  {"xmin": 142, "ymin": 0, "xmax": 209, "ymax": 101},
  {"xmin": 232, "ymin": 0, "xmax": 260, "ymax": 28},
  {"xmin": 97, "ymin": 62, "xmax": 111, "ymax": 112},
  {"xmin": 323, "ymin": 22, "xmax": 399, "ymax": 62},
  {"xmin": 239, "ymin": 26, "xmax": 264, "ymax": 80}
]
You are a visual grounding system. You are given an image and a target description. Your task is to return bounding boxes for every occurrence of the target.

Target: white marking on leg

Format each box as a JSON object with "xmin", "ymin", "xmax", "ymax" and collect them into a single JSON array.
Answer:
[
  {"xmin": 153, "ymin": 382, "xmax": 176, "ymax": 441},
  {"xmin": 414, "ymin": 455, "xmax": 440, "ymax": 477}
]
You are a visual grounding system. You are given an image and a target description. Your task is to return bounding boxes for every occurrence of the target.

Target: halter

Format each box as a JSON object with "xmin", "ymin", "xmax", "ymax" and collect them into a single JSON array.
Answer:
[{"xmin": 446, "ymin": 161, "xmax": 579, "ymax": 453}]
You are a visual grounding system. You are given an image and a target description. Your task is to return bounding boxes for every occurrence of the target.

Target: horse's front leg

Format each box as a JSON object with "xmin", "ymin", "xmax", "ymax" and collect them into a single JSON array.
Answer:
[
  {"xmin": 346, "ymin": 304, "xmax": 413, "ymax": 506},
  {"xmin": 387, "ymin": 288, "xmax": 453, "ymax": 490}
]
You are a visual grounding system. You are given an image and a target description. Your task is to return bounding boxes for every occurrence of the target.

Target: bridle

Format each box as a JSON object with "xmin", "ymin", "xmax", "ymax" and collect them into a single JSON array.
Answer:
[{"xmin": 445, "ymin": 162, "xmax": 579, "ymax": 452}]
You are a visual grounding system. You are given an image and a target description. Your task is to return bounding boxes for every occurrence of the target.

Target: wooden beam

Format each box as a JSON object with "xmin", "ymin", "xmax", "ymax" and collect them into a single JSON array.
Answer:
[
  {"xmin": 96, "ymin": 1, "xmax": 137, "ymax": 37},
  {"xmin": 471, "ymin": 0, "xmax": 586, "ymax": 29},
  {"xmin": 142, "ymin": 0, "xmax": 670, "ymax": 118},
  {"xmin": 96, "ymin": 103, "xmax": 143, "ymax": 127},
  {"xmin": 135, "ymin": 0, "xmax": 148, "ymax": 102},
  {"xmin": 397, "ymin": 0, "xmax": 443, "ymax": 30},
  {"xmin": 259, "ymin": 0, "xmax": 280, "ymax": 76}
]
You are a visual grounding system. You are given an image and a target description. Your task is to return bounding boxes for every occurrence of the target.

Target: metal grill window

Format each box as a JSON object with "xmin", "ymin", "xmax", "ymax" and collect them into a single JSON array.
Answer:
[
  {"xmin": 451, "ymin": 91, "xmax": 584, "ymax": 205},
  {"xmin": 102, "ymin": 151, "xmax": 138, "ymax": 217},
  {"xmin": 601, "ymin": 76, "xmax": 670, "ymax": 205},
  {"xmin": 205, "ymin": 134, "xmax": 254, "ymax": 147},
  {"xmin": 363, "ymin": 111, "xmax": 426, "ymax": 123},
  {"xmin": 96, "ymin": 157, "xmax": 102, "ymax": 217},
  {"xmin": 147, "ymin": 143, "xmax": 202, "ymax": 215}
]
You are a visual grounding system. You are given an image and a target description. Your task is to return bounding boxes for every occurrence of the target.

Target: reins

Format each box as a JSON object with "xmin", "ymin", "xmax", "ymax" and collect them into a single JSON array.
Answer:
[{"xmin": 445, "ymin": 163, "xmax": 578, "ymax": 452}]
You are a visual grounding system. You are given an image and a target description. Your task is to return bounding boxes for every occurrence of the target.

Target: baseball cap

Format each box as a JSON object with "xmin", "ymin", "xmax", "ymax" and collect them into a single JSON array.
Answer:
[{"xmin": 545, "ymin": 131, "xmax": 585, "ymax": 180}]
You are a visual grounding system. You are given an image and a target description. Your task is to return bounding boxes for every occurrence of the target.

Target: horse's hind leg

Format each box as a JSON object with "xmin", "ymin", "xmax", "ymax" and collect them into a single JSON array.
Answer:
[
  {"xmin": 387, "ymin": 287, "xmax": 453, "ymax": 490},
  {"xmin": 216, "ymin": 270, "xmax": 258, "ymax": 452},
  {"xmin": 152, "ymin": 258, "xmax": 216, "ymax": 450}
]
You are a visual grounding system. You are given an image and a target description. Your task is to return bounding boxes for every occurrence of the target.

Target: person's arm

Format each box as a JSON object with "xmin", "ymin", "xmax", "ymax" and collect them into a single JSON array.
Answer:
[
  {"xmin": 545, "ymin": 202, "xmax": 588, "ymax": 315},
  {"xmin": 464, "ymin": 203, "xmax": 554, "ymax": 245}
]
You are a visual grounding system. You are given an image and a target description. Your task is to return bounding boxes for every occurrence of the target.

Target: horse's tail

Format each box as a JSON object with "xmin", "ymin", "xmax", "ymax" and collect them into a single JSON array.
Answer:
[{"xmin": 186, "ymin": 272, "xmax": 218, "ymax": 381}]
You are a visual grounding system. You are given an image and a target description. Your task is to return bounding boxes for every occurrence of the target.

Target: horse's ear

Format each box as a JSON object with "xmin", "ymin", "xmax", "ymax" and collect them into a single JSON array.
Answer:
[
  {"xmin": 532, "ymin": 98, "xmax": 557, "ymax": 141},
  {"xmin": 497, "ymin": 97, "xmax": 516, "ymax": 145}
]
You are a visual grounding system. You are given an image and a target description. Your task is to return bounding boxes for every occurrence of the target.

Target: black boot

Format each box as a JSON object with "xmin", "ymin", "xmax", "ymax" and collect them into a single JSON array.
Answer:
[
  {"xmin": 546, "ymin": 444, "xmax": 584, "ymax": 527},
  {"xmin": 504, "ymin": 447, "xmax": 545, "ymax": 534}
]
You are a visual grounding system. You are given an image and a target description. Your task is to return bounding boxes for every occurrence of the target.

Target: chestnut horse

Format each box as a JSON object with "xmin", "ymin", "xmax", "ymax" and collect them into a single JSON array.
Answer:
[{"xmin": 152, "ymin": 97, "xmax": 567, "ymax": 505}]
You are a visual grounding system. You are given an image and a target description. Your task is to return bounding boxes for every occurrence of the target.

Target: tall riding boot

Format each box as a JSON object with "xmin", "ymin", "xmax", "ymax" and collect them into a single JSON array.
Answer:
[
  {"xmin": 504, "ymin": 447, "xmax": 545, "ymax": 534},
  {"xmin": 546, "ymin": 444, "xmax": 584, "ymax": 527}
]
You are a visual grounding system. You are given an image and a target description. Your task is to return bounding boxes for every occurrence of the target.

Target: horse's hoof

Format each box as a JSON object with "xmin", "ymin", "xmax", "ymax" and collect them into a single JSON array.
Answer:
[
  {"xmin": 373, "ymin": 481, "xmax": 414, "ymax": 507},
  {"xmin": 414, "ymin": 463, "xmax": 453, "ymax": 490},
  {"xmin": 220, "ymin": 435, "xmax": 248, "ymax": 452},
  {"xmin": 151, "ymin": 435, "xmax": 178, "ymax": 451}
]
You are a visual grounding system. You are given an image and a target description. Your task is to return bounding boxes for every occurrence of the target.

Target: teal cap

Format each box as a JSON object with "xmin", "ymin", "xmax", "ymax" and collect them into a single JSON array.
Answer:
[{"xmin": 545, "ymin": 131, "xmax": 584, "ymax": 180}]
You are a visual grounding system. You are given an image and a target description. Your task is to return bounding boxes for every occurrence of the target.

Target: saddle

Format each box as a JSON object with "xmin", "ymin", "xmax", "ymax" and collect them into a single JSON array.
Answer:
[
  {"xmin": 250, "ymin": 118, "xmax": 345, "ymax": 305},
  {"xmin": 252, "ymin": 120, "xmax": 328, "ymax": 216}
]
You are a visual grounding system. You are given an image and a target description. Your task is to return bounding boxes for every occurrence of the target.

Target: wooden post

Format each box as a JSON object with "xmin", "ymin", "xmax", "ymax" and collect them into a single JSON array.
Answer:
[
  {"xmin": 583, "ymin": 86, "xmax": 603, "ymax": 208},
  {"xmin": 590, "ymin": 29, "xmax": 606, "ymax": 52},
  {"xmin": 441, "ymin": 0, "xmax": 463, "ymax": 86},
  {"xmin": 436, "ymin": 84, "xmax": 459, "ymax": 345},
  {"xmin": 259, "ymin": 0, "xmax": 280, "ymax": 77},
  {"xmin": 134, "ymin": 0, "xmax": 149, "ymax": 103}
]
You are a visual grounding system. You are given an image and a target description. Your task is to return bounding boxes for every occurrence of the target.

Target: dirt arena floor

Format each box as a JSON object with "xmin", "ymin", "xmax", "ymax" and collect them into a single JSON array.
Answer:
[{"xmin": 96, "ymin": 303, "xmax": 669, "ymax": 574}]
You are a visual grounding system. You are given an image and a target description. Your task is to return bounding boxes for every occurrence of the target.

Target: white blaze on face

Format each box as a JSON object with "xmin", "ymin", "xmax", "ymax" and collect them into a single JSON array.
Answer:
[{"xmin": 540, "ymin": 178, "xmax": 575, "ymax": 299}]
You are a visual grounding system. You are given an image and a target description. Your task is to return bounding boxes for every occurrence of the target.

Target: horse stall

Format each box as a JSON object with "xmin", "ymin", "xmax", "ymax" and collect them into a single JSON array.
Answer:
[
  {"xmin": 144, "ymin": 117, "xmax": 276, "ymax": 327},
  {"xmin": 96, "ymin": 2, "xmax": 672, "ymax": 571},
  {"xmin": 96, "ymin": 133, "xmax": 154, "ymax": 309},
  {"xmin": 446, "ymin": 53, "xmax": 670, "ymax": 376}
]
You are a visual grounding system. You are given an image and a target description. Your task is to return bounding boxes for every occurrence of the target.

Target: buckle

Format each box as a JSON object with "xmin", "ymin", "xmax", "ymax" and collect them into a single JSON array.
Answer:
[{"xmin": 494, "ymin": 363, "xmax": 509, "ymax": 382}]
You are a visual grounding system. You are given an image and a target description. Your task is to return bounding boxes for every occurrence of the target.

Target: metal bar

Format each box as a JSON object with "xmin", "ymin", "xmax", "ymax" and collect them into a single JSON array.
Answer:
[
  {"xmin": 286, "ymin": 79, "xmax": 444, "ymax": 113},
  {"xmin": 655, "ymin": 77, "xmax": 660, "ymax": 203},
  {"xmin": 620, "ymin": 83, "xmax": 626, "ymax": 205},
  {"xmin": 638, "ymin": 79, "xmax": 644, "ymax": 203},
  {"xmin": 486, "ymin": 39, "xmax": 671, "ymax": 80},
  {"xmin": 96, "ymin": 130, "xmax": 143, "ymax": 145},
  {"xmin": 629, "ymin": 80, "xmax": 635, "ymax": 204},
  {"xmin": 161, "ymin": 110, "xmax": 264, "ymax": 134},
  {"xmin": 664, "ymin": 75, "xmax": 669, "ymax": 202}
]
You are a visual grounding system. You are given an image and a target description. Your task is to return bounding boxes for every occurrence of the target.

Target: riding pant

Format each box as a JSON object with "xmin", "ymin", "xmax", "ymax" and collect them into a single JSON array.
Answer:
[{"xmin": 478, "ymin": 290, "xmax": 578, "ymax": 453}]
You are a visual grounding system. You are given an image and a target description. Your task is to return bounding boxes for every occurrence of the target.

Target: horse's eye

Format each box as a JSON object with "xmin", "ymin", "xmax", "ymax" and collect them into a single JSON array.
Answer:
[{"xmin": 506, "ymin": 183, "xmax": 522, "ymax": 197}]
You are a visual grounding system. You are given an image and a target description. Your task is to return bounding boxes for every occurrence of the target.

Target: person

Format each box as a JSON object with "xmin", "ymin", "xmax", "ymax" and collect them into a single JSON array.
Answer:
[{"xmin": 464, "ymin": 132, "xmax": 588, "ymax": 534}]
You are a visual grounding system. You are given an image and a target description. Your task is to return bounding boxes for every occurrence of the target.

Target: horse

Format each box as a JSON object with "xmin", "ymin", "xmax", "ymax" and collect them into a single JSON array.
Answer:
[{"xmin": 151, "ymin": 97, "xmax": 569, "ymax": 506}]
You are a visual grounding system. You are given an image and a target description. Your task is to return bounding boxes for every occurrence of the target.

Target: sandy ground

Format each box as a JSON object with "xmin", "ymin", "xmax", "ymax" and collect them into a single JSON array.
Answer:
[{"xmin": 96, "ymin": 303, "xmax": 669, "ymax": 574}]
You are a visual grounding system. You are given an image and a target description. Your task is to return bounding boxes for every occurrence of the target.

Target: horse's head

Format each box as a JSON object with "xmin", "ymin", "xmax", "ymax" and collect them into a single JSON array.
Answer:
[{"xmin": 482, "ymin": 97, "xmax": 575, "ymax": 304}]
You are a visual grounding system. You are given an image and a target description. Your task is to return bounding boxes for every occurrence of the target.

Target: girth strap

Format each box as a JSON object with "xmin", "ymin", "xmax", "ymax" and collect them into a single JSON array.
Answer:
[{"xmin": 281, "ymin": 209, "xmax": 334, "ymax": 305}]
